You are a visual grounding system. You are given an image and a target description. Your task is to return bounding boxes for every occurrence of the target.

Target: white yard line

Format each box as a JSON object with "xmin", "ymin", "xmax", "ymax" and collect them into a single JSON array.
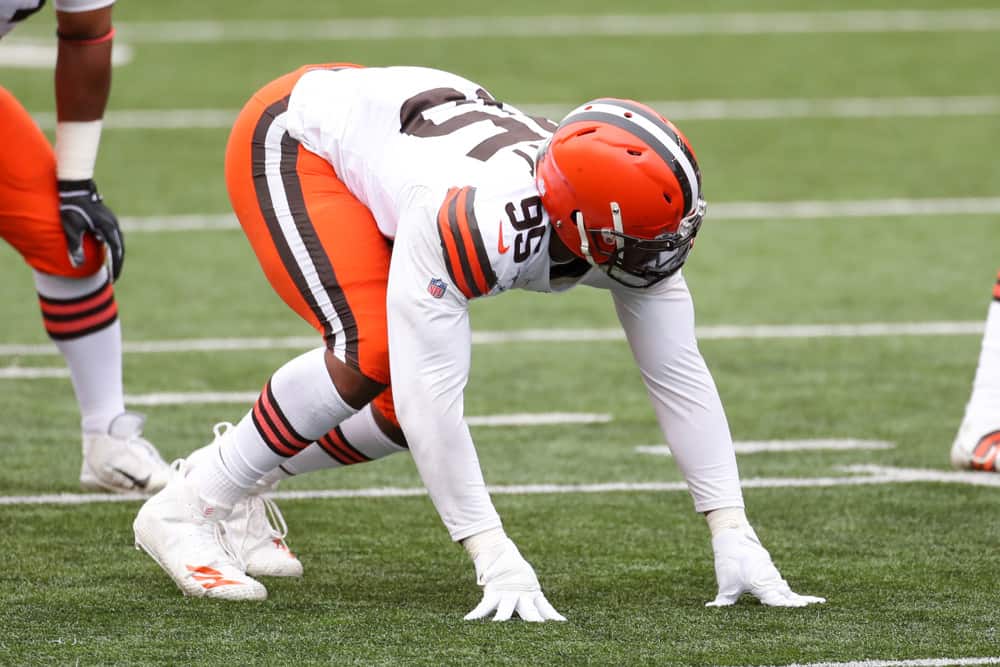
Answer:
[
  {"xmin": 8, "ymin": 11, "xmax": 1000, "ymax": 43},
  {"xmin": 843, "ymin": 465, "xmax": 1000, "ymax": 488},
  {"xmin": 119, "ymin": 391, "xmax": 611, "ymax": 427},
  {"xmin": 0, "ymin": 465, "xmax": 993, "ymax": 506},
  {"xmin": 0, "ymin": 321, "xmax": 984, "ymax": 359},
  {"xmin": 752, "ymin": 657, "xmax": 1000, "ymax": 667},
  {"xmin": 0, "ymin": 42, "xmax": 132, "ymax": 68},
  {"xmin": 27, "ymin": 96, "xmax": 1000, "ymax": 131},
  {"xmin": 0, "ymin": 367, "xmax": 70, "ymax": 379},
  {"xmin": 106, "ymin": 198, "xmax": 1000, "ymax": 234},
  {"xmin": 637, "ymin": 439, "xmax": 894, "ymax": 456}
]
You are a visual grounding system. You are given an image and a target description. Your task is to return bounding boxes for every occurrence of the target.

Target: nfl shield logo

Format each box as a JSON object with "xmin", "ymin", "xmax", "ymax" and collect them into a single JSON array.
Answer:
[{"xmin": 427, "ymin": 278, "xmax": 448, "ymax": 298}]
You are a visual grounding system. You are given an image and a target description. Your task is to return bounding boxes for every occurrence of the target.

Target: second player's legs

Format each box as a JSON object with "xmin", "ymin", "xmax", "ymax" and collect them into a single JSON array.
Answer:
[{"xmin": 0, "ymin": 85, "xmax": 166, "ymax": 493}]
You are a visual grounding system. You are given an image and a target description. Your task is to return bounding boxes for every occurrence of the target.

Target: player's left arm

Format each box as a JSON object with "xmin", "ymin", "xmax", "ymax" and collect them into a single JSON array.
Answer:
[
  {"xmin": 54, "ymin": 0, "xmax": 124, "ymax": 279},
  {"xmin": 602, "ymin": 271, "xmax": 825, "ymax": 607}
]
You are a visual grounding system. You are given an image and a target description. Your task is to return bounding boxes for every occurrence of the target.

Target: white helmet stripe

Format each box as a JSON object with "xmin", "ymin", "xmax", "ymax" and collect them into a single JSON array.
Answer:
[{"xmin": 561, "ymin": 101, "xmax": 701, "ymax": 215}]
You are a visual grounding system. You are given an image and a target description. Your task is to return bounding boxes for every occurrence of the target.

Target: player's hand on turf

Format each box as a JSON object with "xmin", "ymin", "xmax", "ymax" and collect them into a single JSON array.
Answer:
[
  {"xmin": 464, "ymin": 538, "xmax": 566, "ymax": 622},
  {"xmin": 706, "ymin": 526, "xmax": 826, "ymax": 608},
  {"xmin": 59, "ymin": 179, "xmax": 125, "ymax": 280}
]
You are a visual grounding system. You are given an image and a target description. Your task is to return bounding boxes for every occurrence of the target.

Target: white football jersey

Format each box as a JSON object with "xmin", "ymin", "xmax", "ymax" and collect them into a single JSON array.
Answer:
[
  {"xmin": 283, "ymin": 66, "xmax": 587, "ymax": 297},
  {"xmin": 285, "ymin": 65, "xmax": 742, "ymax": 542},
  {"xmin": 0, "ymin": 0, "xmax": 113, "ymax": 38}
]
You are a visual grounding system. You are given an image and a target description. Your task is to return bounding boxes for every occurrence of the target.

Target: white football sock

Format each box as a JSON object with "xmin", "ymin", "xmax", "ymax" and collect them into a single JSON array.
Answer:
[
  {"xmin": 966, "ymin": 291, "xmax": 1000, "ymax": 420},
  {"xmin": 188, "ymin": 347, "xmax": 357, "ymax": 508},
  {"xmin": 34, "ymin": 267, "xmax": 124, "ymax": 434},
  {"xmin": 258, "ymin": 404, "xmax": 407, "ymax": 485}
]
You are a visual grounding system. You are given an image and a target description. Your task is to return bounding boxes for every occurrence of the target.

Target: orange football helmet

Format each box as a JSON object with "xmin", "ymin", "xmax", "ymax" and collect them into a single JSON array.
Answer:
[{"xmin": 536, "ymin": 98, "xmax": 706, "ymax": 288}]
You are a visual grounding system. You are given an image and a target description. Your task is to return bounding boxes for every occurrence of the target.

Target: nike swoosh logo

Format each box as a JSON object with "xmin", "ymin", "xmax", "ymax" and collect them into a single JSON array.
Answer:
[
  {"xmin": 497, "ymin": 222, "xmax": 510, "ymax": 254},
  {"xmin": 112, "ymin": 467, "xmax": 151, "ymax": 489}
]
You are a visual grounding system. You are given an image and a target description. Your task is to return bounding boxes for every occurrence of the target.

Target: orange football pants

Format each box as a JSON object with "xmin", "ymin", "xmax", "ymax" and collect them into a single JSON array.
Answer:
[
  {"xmin": 225, "ymin": 63, "xmax": 398, "ymax": 426},
  {"xmin": 0, "ymin": 85, "xmax": 104, "ymax": 277}
]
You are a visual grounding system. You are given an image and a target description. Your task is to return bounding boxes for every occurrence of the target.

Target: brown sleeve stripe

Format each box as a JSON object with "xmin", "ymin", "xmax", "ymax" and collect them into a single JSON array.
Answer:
[
  {"xmin": 251, "ymin": 380, "xmax": 311, "ymax": 457},
  {"xmin": 38, "ymin": 280, "xmax": 118, "ymax": 340},
  {"xmin": 436, "ymin": 186, "xmax": 497, "ymax": 299},
  {"xmin": 316, "ymin": 427, "xmax": 371, "ymax": 466}
]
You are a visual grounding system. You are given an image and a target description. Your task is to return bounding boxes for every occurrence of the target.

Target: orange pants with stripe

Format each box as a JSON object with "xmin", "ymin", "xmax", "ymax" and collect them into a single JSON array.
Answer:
[
  {"xmin": 0, "ymin": 85, "xmax": 104, "ymax": 278},
  {"xmin": 225, "ymin": 63, "xmax": 398, "ymax": 427}
]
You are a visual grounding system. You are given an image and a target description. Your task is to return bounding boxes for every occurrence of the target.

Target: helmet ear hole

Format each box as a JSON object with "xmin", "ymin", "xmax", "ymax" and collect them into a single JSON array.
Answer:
[
  {"xmin": 627, "ymin": 149, "xmax": 642, "ymax": 156},
  {"xmin": 663, "ymin": 193, "xmax": 672, "ymax": 204}
]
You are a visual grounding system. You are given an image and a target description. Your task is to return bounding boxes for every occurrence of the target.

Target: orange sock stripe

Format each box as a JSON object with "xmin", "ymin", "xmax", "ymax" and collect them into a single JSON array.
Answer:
[
  {"xmin": 317, "ymin": 428, "xmax": 368, "ymax": 465},
  {"xmin": 38, "ymin": 279, "xmax": 118, "ymax": 339},
  {"xmin": 259, "ymin": 381, "xmax": 310, "ymax": 450},
  {"xmin": 251, "ymin": 392, "xmax": 299, "ymax": 457},
  {"xmin": 40, "ymin": 301, "xmax": 117, "ymax": 340},
  {"xmin": 38, "ymin": 281, "xmax": 114, "ymax": 315}
]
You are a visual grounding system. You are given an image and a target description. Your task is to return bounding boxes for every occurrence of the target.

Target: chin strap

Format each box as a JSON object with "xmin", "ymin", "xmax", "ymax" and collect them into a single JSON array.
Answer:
[
  {"xmin": 609, "ymin": 201, "xmax": 625, "ymax": 254},
  {"xmin": 574, "ymin": 202, "xmax": 625, "ymax": 267},
  {"xmin": 573, "ymin": 210, "xmax": 595, "ymax": 266}
]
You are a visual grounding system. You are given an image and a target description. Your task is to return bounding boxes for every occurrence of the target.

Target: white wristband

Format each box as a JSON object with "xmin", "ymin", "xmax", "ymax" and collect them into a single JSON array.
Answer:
[
  {"xmin": 462, "ymin": 526, "xmax": 508, "ymax": 561},
  {"xmin": 55, "ymin": 120, "xmax": 103, "ymax": 180},
  {"xmin": 705, "ymin": 506, "xmax": 750, "ymax": 537}
]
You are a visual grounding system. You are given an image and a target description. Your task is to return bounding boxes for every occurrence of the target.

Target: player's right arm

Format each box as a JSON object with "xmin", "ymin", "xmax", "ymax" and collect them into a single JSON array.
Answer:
[
  {"xmin": 385, "ymin": 202, "xmax": 564, "ymax": 622},
  {"xmin": 53, "ymin": 0, "xmax": 124, "ymax": 278}
]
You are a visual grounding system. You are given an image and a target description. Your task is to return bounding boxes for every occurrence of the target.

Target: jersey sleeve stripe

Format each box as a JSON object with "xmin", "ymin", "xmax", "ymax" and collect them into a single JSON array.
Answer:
[
  {"xmin": 437, "ymin": 188, "xmax": 475, "ymax": 298},
  {"xmin": 448, "ymin": 187, "xmax": 486, "ymax": 296},
  {"xmin": 459, "ymin": 187, "xmax": 498, "ymax": 295},
  {"xmin": 993, "ymin": 269, "xmax": 1000, "ymax": 301},
  {"xmin": 439, "ymin": 186, "xmax": 497, "ymax": 298}
]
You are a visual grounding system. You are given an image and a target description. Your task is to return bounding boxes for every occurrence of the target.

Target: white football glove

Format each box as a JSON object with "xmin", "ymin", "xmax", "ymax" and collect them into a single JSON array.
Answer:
[
  {"xmin": 464, "ymin": 538, "xmax": 566, "ymax": 622},
  {"xmin": 707, "ymin": 527, "xmax": 826, "ymax": 608}
]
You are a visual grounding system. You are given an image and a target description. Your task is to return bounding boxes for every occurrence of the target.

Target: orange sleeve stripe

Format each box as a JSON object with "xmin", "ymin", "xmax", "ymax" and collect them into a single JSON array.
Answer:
[
  {"xmin": 437, "ymin": 188, "xmax": 474, "ymax": 298},
  {"xmin": 452, "ymin": 188, "xmax": 490, "ymax": 297},
  {"xmin": 436, "ymin": 187, "xmax": 497, "ymax": 299}
]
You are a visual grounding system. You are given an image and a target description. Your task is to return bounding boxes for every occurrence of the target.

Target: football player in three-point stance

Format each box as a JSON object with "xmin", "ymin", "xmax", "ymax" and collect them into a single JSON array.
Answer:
[
  {"xmin": 1, "ymin": 0, "xmax": 168, "ymax": 493},
  {"xmin": 134, "ymin": 64, "xmax": 825, "ymax": 615},
  {"xmin": 951, "ymin": 270, "xmax": 1000, "ymax": 471}
]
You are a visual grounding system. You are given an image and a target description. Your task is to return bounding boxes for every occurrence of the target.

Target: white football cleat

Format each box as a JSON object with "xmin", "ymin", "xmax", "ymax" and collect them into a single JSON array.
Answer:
[
  {"xmin": 228, "ymin": 494, "xmax": 303, "ymax": 578},
  {"xmin": 133, "ymin": 460, "xmax": 267, "ymax": 601},
  {"xmin": 80, "ymin": 411, "xmax": 169, "ymax": 494},
  {"xmin": 186, "ymin": 423, "xmax": 303, "ymax": 577},
  {"xmin": 951, "ymin": 417, "xmax": 1000, "ymax": 472}
]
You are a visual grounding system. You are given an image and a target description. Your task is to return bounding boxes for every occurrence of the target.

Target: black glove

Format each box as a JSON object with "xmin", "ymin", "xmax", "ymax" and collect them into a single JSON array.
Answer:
[{"xmin": 58, "ymin": 179, "xmax": 125, "ymax": 280}]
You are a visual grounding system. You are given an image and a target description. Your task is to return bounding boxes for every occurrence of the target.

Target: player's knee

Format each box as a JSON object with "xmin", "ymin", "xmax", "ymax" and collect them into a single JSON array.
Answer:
[{"xmin": 323, "ymin": 349, "xmax": 385, "ymax": 409}]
